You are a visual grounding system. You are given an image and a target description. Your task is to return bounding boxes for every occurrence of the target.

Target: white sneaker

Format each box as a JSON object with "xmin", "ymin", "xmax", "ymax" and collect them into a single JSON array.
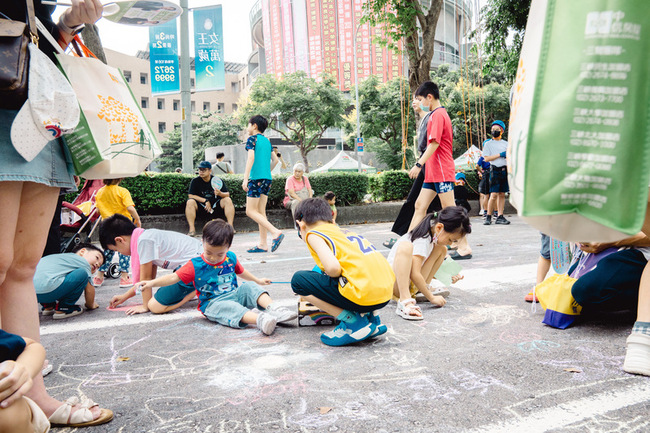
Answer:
[
  {"xmin": 623, "ymin": 333, "xmax": 650, "ymax": 376},
  {"xmin": 256, "ymin": 312, "xmax": 277, "ymax": 335},
  {"xmin": 266, "ymin": 304, "xmax": 298, "ymax": 323}
]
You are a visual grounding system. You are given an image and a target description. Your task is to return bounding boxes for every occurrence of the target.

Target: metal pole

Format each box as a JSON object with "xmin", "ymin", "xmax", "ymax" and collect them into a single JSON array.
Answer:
[
  {"xmin": 353, "ymin": 20, "xmax": 362, "ymax": 173},
  {"xmin": 180, "ymin": 0, "xmax": 193, "ymax": 173}
]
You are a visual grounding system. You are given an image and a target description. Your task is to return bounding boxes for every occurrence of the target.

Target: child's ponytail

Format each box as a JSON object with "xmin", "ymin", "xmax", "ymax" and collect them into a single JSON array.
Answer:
[{"xmin": 408, "ymin": 206, "xmax": 471, "ymax": 243}]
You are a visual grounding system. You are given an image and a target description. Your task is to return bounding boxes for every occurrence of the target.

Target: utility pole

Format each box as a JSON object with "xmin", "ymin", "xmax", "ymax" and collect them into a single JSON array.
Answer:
[
  {"xmin": 352, "ymin": 19, "xmax": 363, "ymax": 173},
  {"xmin": 180, "ymin": 0, "xmax": 192, "ymax": 173}
]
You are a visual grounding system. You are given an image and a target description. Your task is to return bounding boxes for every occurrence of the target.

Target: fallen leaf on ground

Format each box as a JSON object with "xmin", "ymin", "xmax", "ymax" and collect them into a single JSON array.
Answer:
[
  {"xmin": 116, "ymin": 357, "xmax": 130, "ymax": 362},
  {"xmin": 319, "ymin": 407, "xmax": 332, "ymax": 414},
  {"xmin": 563, "ymin": 367, "xmax": 581, "ymax": 373}
]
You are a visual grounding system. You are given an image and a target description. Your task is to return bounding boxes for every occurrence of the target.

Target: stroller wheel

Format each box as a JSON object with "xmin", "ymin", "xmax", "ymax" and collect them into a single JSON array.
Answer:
[{"xmin": 107, "ymin": 263, "xmax": 121, "ymax": 279}]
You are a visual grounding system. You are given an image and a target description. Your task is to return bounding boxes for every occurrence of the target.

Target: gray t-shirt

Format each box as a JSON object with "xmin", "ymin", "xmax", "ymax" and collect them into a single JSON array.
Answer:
[
  {"xmin": 213, "ymin": 161, "xmax": 232, "ymax": 175},
  {"xmin": 137, "ymin": 229, "xmax": 203, "ymax": 270},
  {"xmin": 482, "ymin": 139, "xmax": 508, "ymax": 168}
]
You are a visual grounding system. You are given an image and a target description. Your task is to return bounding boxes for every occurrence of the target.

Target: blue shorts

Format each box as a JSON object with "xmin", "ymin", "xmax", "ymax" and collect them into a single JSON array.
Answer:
[
  {"xmin": 422, "ymin": 181, "xmax": 455, "ymax": 194},
  {"xmin": 0, "ymin": 109, "xmax": 76, "ymax": 191},
  {"xmin": 201, "ymin": 282, "xmax": 267, "ymax": 328},
  {"xmin": 154, "ymin": 280, "xmax": 196, "ymax": 306},
  {"xmin": 540, "ymin": 233, "xmax": 550, "ymax": 260},
  {"xmin": 247, "ymin": 178, "xmax": 272, "ymax": 198}
]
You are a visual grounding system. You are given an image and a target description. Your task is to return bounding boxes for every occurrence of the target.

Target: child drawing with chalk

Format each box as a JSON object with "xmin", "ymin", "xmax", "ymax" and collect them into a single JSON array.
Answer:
[
  {"xmin": 100, "ymin": 214, "xmax": 204, "ymax": 315},
  {"xmin": 135, "ymin": 219, "xmax": 298, "ymax": 335},
  {"xmin": 291, "ymin": 198, "xmax": 395, "ymax": 346},
  {"xmin": 388, "ymin": 207, "xmax": 471, "ymax": 320}
]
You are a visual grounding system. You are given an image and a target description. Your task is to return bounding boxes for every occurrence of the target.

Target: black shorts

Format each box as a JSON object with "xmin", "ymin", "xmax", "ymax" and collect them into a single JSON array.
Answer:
[
  {"xmin": 196, "ymin": 198, "xmax": 225, "ymax": 218},
  {"xmin": 489, "ymin": 166, "xmax": 509, "ymax": 193},
  {"xmin": 478, "ymin": 175, "xmax": 490, "ymax": 195}
]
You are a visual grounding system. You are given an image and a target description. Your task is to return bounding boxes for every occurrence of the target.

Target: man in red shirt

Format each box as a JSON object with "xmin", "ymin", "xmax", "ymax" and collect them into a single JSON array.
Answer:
[{"xmin": 407, "ymin": 82, "xmax": 456, "ymax": 232}]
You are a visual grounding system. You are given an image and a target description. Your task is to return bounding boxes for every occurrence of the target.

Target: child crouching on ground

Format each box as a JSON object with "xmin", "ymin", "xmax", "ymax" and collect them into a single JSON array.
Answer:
[
  {"xmin": 291, "ymin": 198, "xmax": 395, "ymax": 346},
  {"xmin": 388, "ymin": 207, "xmax": 471, "ymax": 320},
  {"xmin": 34, "ymin": 243, "xmax": 104, "ymax": 319},
  {"xmin": 135, "ymin": 219, "xmax": 297, "ymax": 335}
]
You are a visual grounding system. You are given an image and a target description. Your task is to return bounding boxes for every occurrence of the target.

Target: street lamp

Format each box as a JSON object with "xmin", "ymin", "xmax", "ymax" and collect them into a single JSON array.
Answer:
[{"xmin": 352, "ymin": 20, "xmax": 363, "ymax": 173}]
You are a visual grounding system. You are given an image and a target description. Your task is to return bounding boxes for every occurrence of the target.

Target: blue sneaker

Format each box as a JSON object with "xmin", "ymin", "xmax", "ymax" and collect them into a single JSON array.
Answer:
[
  {"xmin": 369, "ymin": 312, "xmax": 387, "ymax": 338},
  {"xmin": 320, "ymin": 312, "xmax": 375, "ymax": 346}
]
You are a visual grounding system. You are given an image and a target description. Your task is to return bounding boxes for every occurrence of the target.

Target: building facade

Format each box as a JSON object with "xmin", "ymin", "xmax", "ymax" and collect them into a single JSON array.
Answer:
[
  {"xmin": 105, "ymin": 49, "xmax": 249, "ymax": 144},
  {"xmin": 248, "ymin": 0, "xmax": 473, "ymax": 91}
]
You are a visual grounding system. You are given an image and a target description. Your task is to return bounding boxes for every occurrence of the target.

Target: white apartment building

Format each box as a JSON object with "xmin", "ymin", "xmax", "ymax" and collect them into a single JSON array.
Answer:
[{"xmin": 105, "ymin": 49, "xmax": 250, "ymax": 143}]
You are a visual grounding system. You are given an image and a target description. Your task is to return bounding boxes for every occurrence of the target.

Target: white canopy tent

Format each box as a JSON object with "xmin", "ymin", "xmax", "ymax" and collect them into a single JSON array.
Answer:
[
  {"xmin": 310, "ymin": 151, "xmax": 377, "ymax": 174},
  {"xmin": 454, "ymin": 145, "xmax": 482, "ymax": 171}
]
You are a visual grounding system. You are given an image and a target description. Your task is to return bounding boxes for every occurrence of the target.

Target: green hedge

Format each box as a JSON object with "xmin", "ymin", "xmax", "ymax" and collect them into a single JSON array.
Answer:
[
  {"xmin": 369, "ymin": 170, "xmax": 414, "ymax": 202},
  {"xmin": 65, "ymin": 172, "xmax": 370, "ymax": 215}
]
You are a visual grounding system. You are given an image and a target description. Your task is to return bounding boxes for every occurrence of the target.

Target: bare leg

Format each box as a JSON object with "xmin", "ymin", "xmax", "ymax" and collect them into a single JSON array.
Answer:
[
  {"xmin": 256, "ymin": 292, "xmax": 272, "ymax": 309},
  {"xmin": 392, "ymin": 242, "xmax": 415, "ymax": 302},
  {"xmin": 456, "ymin": 235, "xmax": 472, "ymax": 256},
  {"xmin": 300, "ymin": 295, "xmax": 343, "ymax": 318},
  {"xmin": 185, "ymin": 199, "xmax": 198, "ymax": 233},
  {"xmin": 408, "ymin": 189, "xmax": 438, "ymax": 232},
  {"xmin": 148, "ymin": 291, "xmax": 196, "ymax": 314},
  {"xmin": 0, "ymin": 182, "xmax": 98, "ymax": 418},
  {"xmin": 219, "ymin": 197, "xmax": 235, "ymax": 226},
  {"xmin": 245, "ymin": 196, "xmax": 280, "ymax": 249},
  {"xmin": 497, "ymin": 192, "xmax": 506, "ymax": 216},
  {"xmin": 437, "ymin": 190, "xmax": 456, "ymax": 209},
  {"xmin": 537, "ymin": 256, "xmax": 551, "ymax": 285},
  {"xmin": 487, "ymin": 193, "xmax": 497, "ymax": 216},
  {"xmin": 421, "ymin": 244, "xmax": 447, "ymax": 284}
]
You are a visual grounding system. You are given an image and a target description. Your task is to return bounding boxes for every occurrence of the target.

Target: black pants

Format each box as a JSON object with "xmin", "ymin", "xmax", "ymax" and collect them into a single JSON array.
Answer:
[
  {"xmin": 571, "ymin": 249, "xmax": 646, "ymax": 313},
  {"xmin": 390, "ymin": 164, "xmax": 440, "ymax": 237}
]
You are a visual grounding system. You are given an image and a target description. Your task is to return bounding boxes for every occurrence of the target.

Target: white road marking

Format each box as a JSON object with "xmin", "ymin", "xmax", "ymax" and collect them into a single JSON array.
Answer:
[
  {"xmin": 473, "ymin": 380, "xmax": 650, "ymax": 433},
  {"xmin": 40, "ymin": 262, "xmax": 537, "ymax": 336}
]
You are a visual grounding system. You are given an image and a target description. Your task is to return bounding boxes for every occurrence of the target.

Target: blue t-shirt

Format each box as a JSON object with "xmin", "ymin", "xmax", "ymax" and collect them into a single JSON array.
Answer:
[
  {"xmin": 176, "ymin": 251, "xmax": 244, "ymax": 314},
  {"xmin": 33, "ymin": 253, "xmax": 92, "ymax": 295},
  {"xmin": 245, "ymin": 134, "xmax": 273, "ymax": 180},
  {"xmin": 0, "ymin": 330, "xmax": 26, "ymax": 362}
]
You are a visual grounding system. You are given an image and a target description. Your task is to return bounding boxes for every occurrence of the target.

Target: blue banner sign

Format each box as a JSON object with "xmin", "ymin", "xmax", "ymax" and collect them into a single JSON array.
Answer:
[
  {"xmin": 149, "ymin": 20, "xmax": 180, "ymax": 95},
  {"xmin": 193, "ymin": 6, "xmax": 225, "ymax": 91}
]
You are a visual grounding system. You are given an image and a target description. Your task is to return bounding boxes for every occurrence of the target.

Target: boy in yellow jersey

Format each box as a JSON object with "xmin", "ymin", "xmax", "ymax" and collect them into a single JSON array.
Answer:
[{"xmin": 291, "ymin": 198, "xmax": 395, "ymax": 346}]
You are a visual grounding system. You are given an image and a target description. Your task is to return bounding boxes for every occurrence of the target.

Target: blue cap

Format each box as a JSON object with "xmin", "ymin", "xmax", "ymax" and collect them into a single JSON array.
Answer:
[
  {"xmin": 492, "ymin": 120, "xmax": 506, "ymax": 131},
  {"xmin": 455, "ymin": 172, "xmax": 466, "ymax": 181},
  {"xmin": 198, "ymin": 161, "xmax": 212, "ymax": 169}
]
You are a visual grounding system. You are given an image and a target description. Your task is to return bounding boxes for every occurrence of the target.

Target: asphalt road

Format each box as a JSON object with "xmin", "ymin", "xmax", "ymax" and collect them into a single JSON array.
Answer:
[{"xmin": 41, "ymin": 213, "xmax": 650, "ymax": 432}]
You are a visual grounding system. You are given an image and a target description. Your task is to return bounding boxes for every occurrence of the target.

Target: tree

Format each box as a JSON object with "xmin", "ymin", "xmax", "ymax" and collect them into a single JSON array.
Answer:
[
  {"xmin": 430, "ymin": 62, "xmax": 511, "ymax": 156},
  {"xmin": 363, "ymin": 0, "xmax": 443, "ymax": 93},
  {"xmin": 238, "ymin": 71, "xmax": 347, "ymax": 171},
  {"xmin": 481, "ymin": 0, "xmax": 532, "ymax": 84},
  {"xmin": 344, "ymin": 76, "xmax": 416, "ymax": 170},
  {"xmin": 157, "ymin": 113, "xmax": 241, "ymax": 172}
]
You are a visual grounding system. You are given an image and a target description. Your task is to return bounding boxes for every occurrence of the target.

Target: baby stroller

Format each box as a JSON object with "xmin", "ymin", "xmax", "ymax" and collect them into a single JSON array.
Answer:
[{"xmin": 59, "ymin": 180, "xmax": 121, "ymax": 279}]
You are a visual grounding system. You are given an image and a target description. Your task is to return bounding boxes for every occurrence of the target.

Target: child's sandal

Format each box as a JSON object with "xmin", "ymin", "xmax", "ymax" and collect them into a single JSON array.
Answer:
[{"xmin": 396, "ymin": 298, "xmax": 423, "ymax": 321}]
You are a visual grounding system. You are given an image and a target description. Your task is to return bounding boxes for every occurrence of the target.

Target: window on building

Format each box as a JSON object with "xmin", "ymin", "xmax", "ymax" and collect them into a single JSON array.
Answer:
[
  {"xmin": 123, "ymin": 70, "xmax": 131, "ymax": 83},
  {"xmin": 173, "ymin": 99, "xmax": 180, "ymax": 111},
  {"xmin": 158, "ymin": 122, "xmax": 166, "ymax": 133},
  {"xmin": 203, "ymin": 102, "xmax": 210, "ymax": 112},
  {"xmin": 231, "ymin": 82, "xmax": 239, "ymax": 93},
  {"xmin": 157, "ymin": 98, "xmax": 165, "ymax": 110},
  {"xmin": 140, "ymin": 73, "xmax": 148, "ymax": 84},
  {"xmin": 217, "ymin": 103, "xmax": 224, "ymax": 113},
  {"xmin": 190, "ymin": 101, "xmax": 196, "ymax": 112},
  {"xmin": 141, "ymin": 97, "xmax": 149, "ymax": 109},
  {"xmin": 190, "ymin": 78, "xmax": 195, "ymax": 87},
  {"xmin": 232, "ymin": 103, "xmax": 238, "ymax": 112}
]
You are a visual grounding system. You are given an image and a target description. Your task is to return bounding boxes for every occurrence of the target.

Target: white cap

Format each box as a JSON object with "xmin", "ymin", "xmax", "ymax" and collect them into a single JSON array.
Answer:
[{"xmin": 11, "ymin": 44, "xmax": 80, "ymax": 162}]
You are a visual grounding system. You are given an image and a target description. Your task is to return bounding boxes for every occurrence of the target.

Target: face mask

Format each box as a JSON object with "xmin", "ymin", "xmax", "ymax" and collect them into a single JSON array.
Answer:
[
  {"xmin": 420, "ymin": 104, "xmax": 430, "ymax": 112},
  {"xmin": 491, "ymin": 129, "xmax": 501, "ymax": 138}
]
